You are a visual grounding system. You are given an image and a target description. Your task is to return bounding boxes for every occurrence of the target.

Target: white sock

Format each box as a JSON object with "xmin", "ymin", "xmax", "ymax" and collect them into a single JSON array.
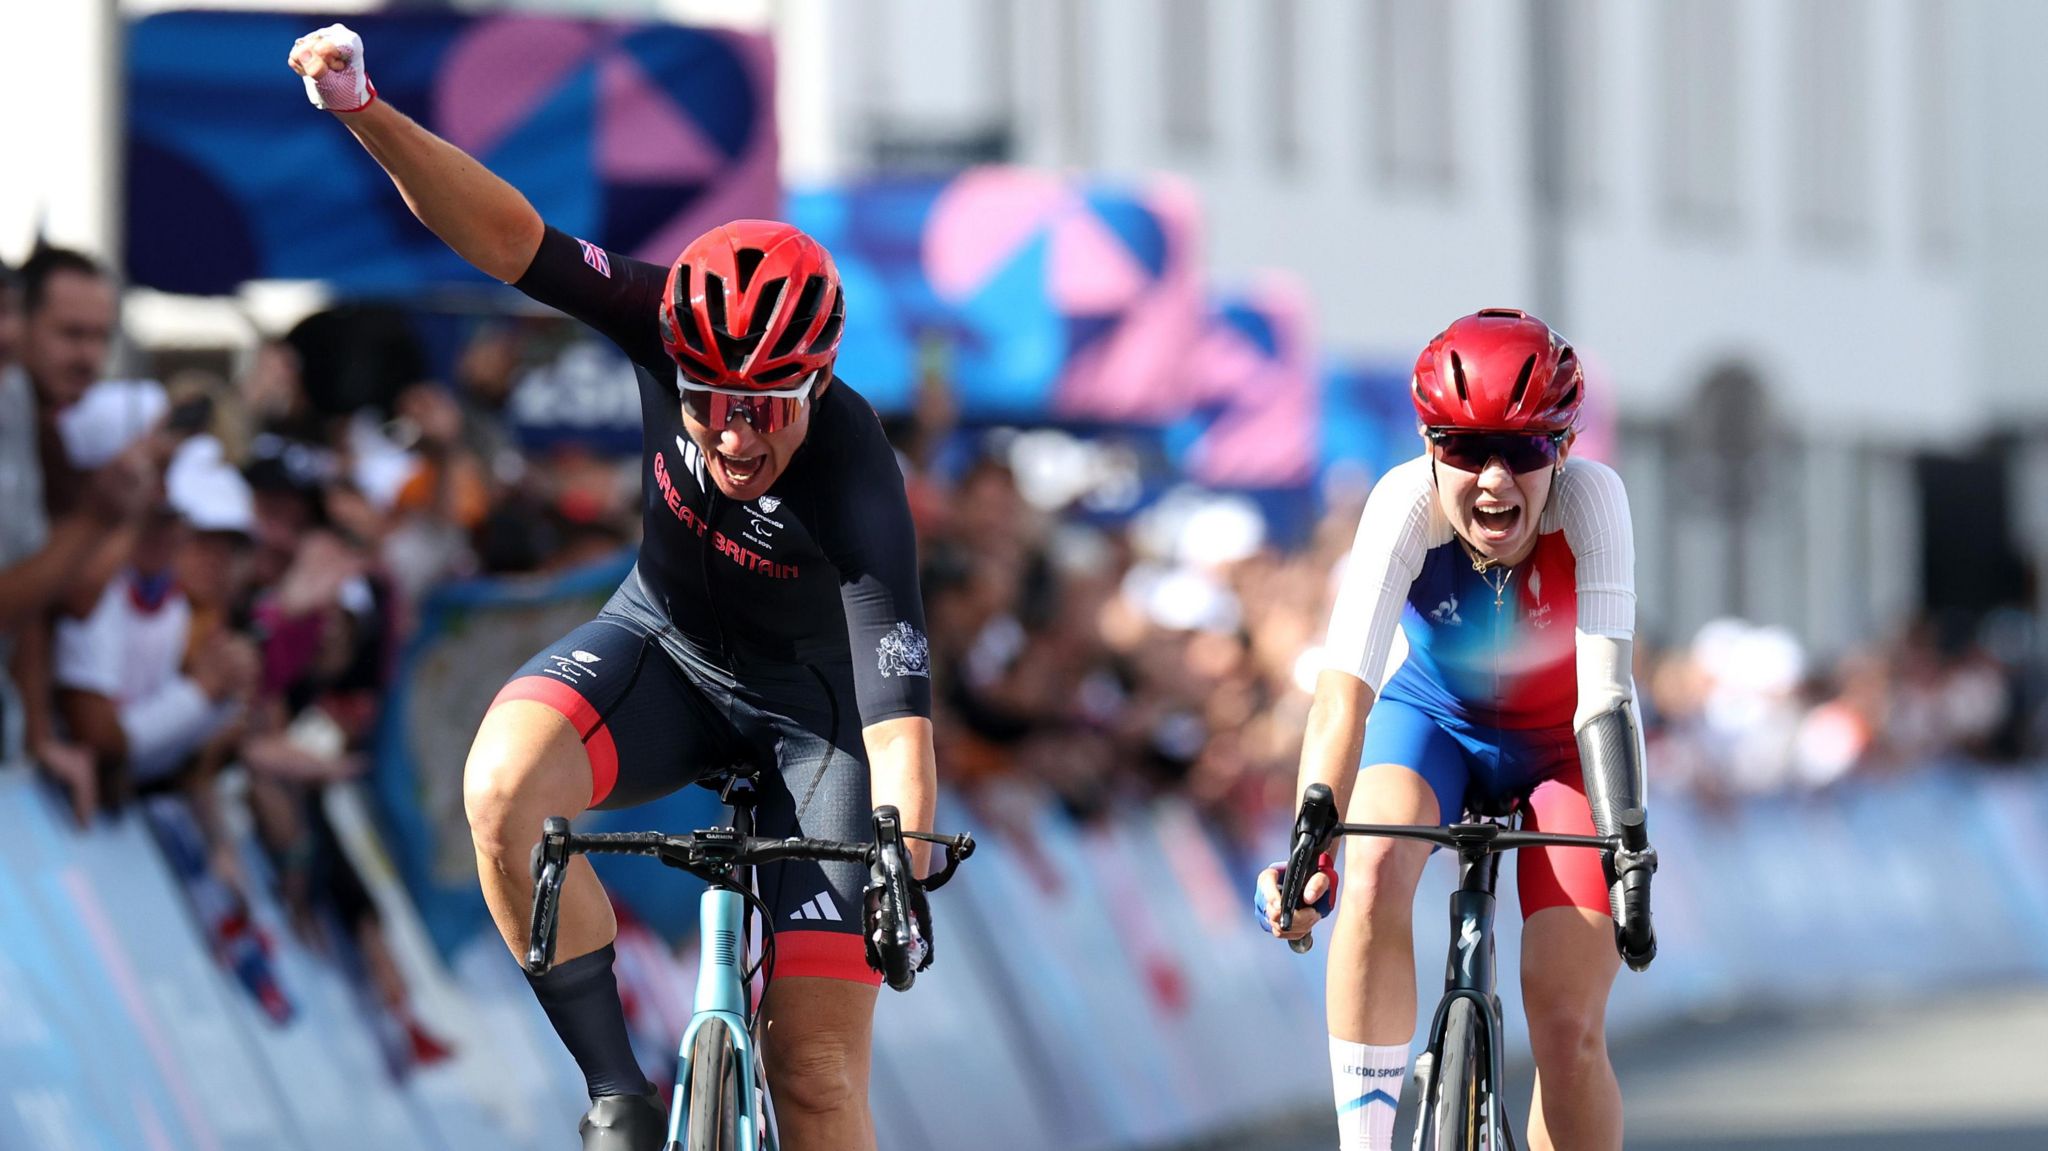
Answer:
[{"xmin": 1330, "ymin": 1036, "xmax": 1408, "ymax": 1151}]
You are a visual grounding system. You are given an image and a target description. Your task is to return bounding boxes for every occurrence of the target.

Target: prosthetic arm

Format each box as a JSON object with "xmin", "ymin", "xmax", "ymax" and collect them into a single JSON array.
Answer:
[{"xmin": 1574, "ymin": 633, "xmax": 1658, "ymax": 970}]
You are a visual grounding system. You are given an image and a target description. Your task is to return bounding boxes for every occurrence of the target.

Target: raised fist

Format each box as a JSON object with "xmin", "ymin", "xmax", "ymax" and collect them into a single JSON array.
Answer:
[{"xmin": 287, "ymin": 23, "xmax": 376, "ymax": 113}]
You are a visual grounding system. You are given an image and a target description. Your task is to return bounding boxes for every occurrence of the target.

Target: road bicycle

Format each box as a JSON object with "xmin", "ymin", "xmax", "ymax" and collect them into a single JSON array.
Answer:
[
  {"xmin": 1276, "ymin": 782, "xmax": 1655, "ymax": 1151},
  {"xmin": 525, "ymin": 767, "xmax": 975, "ymax": 1150}
]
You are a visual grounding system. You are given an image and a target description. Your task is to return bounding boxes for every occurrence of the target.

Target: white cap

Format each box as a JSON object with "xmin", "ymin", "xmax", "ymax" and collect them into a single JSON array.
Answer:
[
  {"xmin": 167, "ymin": 435, "xmax": 255, "ymax": 534},
  {"xmin": 57, "ymin": 379, "xmax": 167, "ymax": 469}
]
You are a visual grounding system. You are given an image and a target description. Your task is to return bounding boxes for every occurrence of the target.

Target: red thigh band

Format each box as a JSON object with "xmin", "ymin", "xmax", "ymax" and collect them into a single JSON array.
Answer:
[
  {"xmin": 489, "ymin": 675, "xmax": 621, "ymax": 807},
  {"xmin": 772, "ymin": 930, "xmax": 881, "ymax": 986}
]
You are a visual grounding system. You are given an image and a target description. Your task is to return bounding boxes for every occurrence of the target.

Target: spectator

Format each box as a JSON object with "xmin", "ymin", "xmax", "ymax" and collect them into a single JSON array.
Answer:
[
  {"xmin": 51, "ymin": 454, "xmax": 259, "ymax": 794},
  {"xmin": 240, "ymin": 337, "xmax": 324, "ymax": 451},
  {"xmin": 234, "ymin": 485, "xmax": 455, "ymax": 1069},
  {"xmin": 0, "ymin": 247, "xmax": 151, "ymax": 822}
]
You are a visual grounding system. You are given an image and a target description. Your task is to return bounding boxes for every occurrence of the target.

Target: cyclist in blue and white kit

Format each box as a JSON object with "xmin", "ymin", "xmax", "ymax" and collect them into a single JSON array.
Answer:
[{"xmin": 1256, "ymin": 310, "xmax": 1657, "ymax": 1151}]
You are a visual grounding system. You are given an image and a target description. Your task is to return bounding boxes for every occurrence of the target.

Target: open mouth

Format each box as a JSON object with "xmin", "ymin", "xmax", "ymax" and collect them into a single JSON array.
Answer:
[
  {"xmin": 1472, "ymin": 505, "xmax": 1521, "ymax": 540},
  {"xmin": 716, "ymin": 451, "xmax": 766, "ymax": 487}
]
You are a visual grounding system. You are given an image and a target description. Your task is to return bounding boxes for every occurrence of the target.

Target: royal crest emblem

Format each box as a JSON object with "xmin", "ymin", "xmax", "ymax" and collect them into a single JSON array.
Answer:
[{"xmin": 876, "ymin": 621, "xmax": 931, "ymax": 679}]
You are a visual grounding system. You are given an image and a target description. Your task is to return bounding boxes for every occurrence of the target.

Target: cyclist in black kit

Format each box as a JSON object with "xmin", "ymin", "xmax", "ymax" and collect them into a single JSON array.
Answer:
[{"xmin": 291, "ymin": 25, "xmax": 936, "ymax": 1151}]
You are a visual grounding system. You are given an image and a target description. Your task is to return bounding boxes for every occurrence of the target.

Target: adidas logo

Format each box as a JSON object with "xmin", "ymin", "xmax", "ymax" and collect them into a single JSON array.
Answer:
[{"xmin": 789, "ymin": 891, "xmax": 843, "ymax": 922}]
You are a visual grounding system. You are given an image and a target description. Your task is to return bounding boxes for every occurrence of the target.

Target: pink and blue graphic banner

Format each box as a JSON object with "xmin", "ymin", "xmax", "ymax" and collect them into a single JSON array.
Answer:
[
  {"xmin": 791, "ymin": 168, "xmax": 1325, "ymax": 492},
  {"xmin": 125, "ymin": 11, "xmax": 777, "ymax": 296},
  {"xmin": 788, "ymin": 168, "xmax": 1207, "ymax": 424},
  {"xmin": 1175, "ymin": 277, "xmax": 1319, "ymax": 491}
]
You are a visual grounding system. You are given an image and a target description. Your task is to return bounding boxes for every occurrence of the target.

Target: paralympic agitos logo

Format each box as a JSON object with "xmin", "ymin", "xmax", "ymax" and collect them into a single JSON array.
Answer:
[{"xmin": 653, "ymin": 449, "xmax": 800, "ymax": 580}]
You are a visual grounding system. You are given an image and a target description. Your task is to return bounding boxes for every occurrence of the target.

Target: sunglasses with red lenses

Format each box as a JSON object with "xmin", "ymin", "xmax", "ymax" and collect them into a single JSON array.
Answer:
[
  {"xmin": 1425, "ymin": 429, "xmax": 1565, "ymax": 474},
  {"xmin": 677, "ymin": 370, "xmax": 817, "ymax": 434}
]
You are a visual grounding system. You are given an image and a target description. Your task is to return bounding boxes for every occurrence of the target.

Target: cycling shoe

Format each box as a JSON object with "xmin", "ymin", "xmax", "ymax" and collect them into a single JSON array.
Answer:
[{"xmin": 579, "ymin": 1092, "xmax": 668, "ymax": 1151}]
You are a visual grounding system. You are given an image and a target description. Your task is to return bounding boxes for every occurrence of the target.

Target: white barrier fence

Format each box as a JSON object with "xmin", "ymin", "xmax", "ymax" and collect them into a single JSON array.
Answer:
[{"xmin": 3, "ymin": 764, "xmax": 2044, "ymax": 1149}]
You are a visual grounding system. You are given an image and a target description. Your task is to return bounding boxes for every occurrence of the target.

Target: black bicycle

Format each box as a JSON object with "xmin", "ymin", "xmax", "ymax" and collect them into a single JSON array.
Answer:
[
  {"xmin": 526, "ymin": 767, "xmax": 975, "ymax": 1150},
  {"xmin": 1275, "ymin": 783, "xmax": 1656, "ymax": 1151}
]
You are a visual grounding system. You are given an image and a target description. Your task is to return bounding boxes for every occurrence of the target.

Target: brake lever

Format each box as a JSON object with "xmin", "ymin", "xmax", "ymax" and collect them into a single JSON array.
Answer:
[
  {"xmin": 870, "ymin": 806, "xmax": 919, "ymax": 991},
  {"xmin": 1279, "ymin": 783, "xmax": 1339, "ymax": 954},
  {"xmin": 524, "ymin": 816, "xmax": 574, "ymax": 974}
]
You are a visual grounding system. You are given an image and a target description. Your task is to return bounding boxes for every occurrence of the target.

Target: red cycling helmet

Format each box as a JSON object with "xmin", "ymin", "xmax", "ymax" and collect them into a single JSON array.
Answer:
[
  {"xmin": 659, "ymin": 219, "xmax": 845, "ymax": 390},
  {"xmin": 1410, "ymin": 308, "xmax": 1583, "ymax": 433}
]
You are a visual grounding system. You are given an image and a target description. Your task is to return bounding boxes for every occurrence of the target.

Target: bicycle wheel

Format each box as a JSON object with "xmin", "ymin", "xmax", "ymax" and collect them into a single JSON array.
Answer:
[
  {"xmin": 685, "ymin": 1018, "xmax": 745, "ymax": 1151},
  {"xmin": 1422, "ymin": 998, "xmax": 1486, "ymax": 1151}
]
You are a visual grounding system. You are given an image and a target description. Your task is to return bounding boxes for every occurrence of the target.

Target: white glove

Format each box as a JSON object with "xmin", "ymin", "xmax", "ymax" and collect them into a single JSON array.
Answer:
[{"xmin": 289, "ymin": 23, "xmax": 377, "ymax": 113}]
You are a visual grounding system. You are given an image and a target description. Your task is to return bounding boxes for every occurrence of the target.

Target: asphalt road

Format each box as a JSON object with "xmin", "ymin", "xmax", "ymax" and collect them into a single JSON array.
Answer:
[{"xmin": 1233, "ymin": 986, "xmax": 2048, "ymax": 1150}]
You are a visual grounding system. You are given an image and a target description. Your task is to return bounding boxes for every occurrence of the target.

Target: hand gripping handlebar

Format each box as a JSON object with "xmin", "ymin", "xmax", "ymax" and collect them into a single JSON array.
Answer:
[{"xmin": 1278, "ymin": 783, "xmax": 1342, "ymax": 954}]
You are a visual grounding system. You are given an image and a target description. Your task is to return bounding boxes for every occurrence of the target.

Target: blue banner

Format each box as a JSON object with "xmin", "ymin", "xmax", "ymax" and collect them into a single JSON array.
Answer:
[{"xmin": 125, "ymin": 11, "xmax": 778, "ymax": 296}]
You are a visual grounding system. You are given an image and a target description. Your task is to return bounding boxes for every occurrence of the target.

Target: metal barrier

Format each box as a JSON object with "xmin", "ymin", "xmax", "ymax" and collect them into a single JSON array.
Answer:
[{"xmin": 5, "ymin": 759, "xmax": 2045, "ymax": 1149}]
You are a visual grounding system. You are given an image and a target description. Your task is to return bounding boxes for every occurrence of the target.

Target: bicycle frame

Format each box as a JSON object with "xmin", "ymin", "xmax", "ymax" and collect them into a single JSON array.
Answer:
[
  {"xmin": 671, "ymin": 885, "xmax": 775, "ymax": 1150},
  {"xmin": 1411, "ymin": 826, "xmax": 1518, "ymax": 1151},
  {"xmin": 667, "ymin": 783, "xmax": 778, "ymax": 1151},
  {"xmin": 1278, "ymin": 789, "xmax": 1629, "ymax": 1150}
]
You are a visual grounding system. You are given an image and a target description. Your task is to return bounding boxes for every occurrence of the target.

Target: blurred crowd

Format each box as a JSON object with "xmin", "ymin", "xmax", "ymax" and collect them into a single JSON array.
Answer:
[
  {"xmin": 1639, "ymin": 613, "xmax": 2038, "ymax": 802},
  {"xmin": 3, "ymin": 243, "xmax": 2044, "ymax": 1052},
  {"xmin": 911, "ymin": 443, "xmax": 2048, "ymax": 841},
  {"xmin": 0, "ymin": 246, "xmax": 465, "ymax": 1072}
]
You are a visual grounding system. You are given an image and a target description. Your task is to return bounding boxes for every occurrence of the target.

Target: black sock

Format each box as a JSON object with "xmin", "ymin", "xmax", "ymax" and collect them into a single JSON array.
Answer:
[{"xmin": 524, "ymin": 943, "xmax": 649, "ymax": 1099}]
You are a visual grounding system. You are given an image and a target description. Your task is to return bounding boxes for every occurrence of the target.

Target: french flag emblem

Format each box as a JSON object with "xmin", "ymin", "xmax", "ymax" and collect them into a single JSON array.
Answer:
[{"xmin": 576, "ymin": 238, "xmax": 611, "ymax": 278}]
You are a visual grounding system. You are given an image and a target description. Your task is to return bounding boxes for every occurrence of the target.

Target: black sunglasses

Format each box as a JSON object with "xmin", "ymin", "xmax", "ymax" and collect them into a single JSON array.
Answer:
[{"xmin": 1425, "ymin": 429, "xmax": 1566, "ymax": 474}]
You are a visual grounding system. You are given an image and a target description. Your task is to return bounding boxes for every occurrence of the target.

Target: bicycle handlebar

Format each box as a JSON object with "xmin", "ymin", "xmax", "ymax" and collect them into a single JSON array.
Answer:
[
  {"xmin": 1273, "ymin": 783, "xmax": 1656, "ymax": 968},
  {"xmin": 521, "ymin": 815, "xmax": 975, "ymax": 978}
]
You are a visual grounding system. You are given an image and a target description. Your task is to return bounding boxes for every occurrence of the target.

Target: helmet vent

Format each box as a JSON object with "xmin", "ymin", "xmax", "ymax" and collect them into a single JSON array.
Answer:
[
  {"xmin": 747, "ymin": 278, "xmax": 789, "ymax": 340},
  {"xmin": 1509, "ymin": 355, "xmax": 1537, "ymax": 408},
  {"xmin": 1449, "ymin": 352, "xmax": 1470, "ymax": 405},
  {"xmin": 733, "ymin": 247, "xmax": 765, "ymax": 292},
  {"xmin": 714, "ymin": 329, "xmax": 763, "ymax": 366},
  {"xmin": 1477, "ymin": 307, "xmax": 1525, "ymax": 320},
  {"xmin": 672, "ymin": 269, "xmax": 708, "ymax": 354},
  {"xmin": 704, "ymin": 273, "xmax": 730, "ymax": 335},
  {"xmin": 808, "ymin": 289, "xmax": 845, "ymax": 355},
  {"xmin": 770, "ymin": 274, "xmax": 822, "ymax": 359}
]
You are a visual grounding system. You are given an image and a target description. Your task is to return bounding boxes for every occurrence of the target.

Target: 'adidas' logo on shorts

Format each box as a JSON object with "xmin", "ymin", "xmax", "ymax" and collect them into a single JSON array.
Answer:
[{"xmin": 789, "ymin": 892, "xmax": 842, "ymax": 922}]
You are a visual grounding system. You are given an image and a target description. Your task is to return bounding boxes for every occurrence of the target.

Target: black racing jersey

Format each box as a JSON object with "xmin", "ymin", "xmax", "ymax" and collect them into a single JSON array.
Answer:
[{"xmin": 514, "ymin": 226, "xmax": 931, "ymax": 726}]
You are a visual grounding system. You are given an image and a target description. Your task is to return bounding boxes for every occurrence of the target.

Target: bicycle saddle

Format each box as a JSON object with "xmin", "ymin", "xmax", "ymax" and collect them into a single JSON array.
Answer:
[
  {"xmin": 1462, "ymin": 791, "xmax": 1523, "ymax": 821},
  {"xmin": 693, "ymin": 761, "xmax": 765, "ymax": 796}
]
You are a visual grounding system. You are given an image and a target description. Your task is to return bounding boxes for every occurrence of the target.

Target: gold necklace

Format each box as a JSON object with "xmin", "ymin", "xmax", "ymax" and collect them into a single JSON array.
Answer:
[
  {"xmin": 1483, "ymin": 564, "xmax": 1514, "ymax": 608},
  {"xmin": 1461, "ymin": 539, "xmax": 1515, "ymax": 606}
]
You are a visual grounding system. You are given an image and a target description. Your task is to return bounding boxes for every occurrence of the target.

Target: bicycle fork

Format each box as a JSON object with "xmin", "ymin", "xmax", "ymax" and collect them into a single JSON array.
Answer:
[
  {"xmin": 1414, "ymin": 850, "xmax": 1520, "ymax": 1151},
  {"xmin": 672, "ymin": 886, "xmax": 774, "ymax": 1150}
]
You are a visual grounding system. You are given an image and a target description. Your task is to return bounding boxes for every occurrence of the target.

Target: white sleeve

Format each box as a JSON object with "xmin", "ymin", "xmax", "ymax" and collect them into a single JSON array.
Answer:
[
  {"xmin": 52, "ymin": 588, "xmax": 124, "ymax": 697},
  {"xmin": 1573, "ymin": 632, "xmax": 1635, "ymax": 728},
  {"xmin": 1322, "ymin": 457, "xmax": 1438, "ymax": 691},
  {"xmin": 120, "ymin": 676, "xmax": 238, "ymax": 784},
  {"xmin": 1550, "ymin": 459, "xmax": 1636, "ymax": 640}
]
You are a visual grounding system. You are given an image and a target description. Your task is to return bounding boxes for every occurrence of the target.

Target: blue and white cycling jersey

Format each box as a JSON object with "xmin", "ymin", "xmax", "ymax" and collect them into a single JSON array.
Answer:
[{"xmin": 1322, "ymin": 454, "xmax": 1637, "ymax": 733}]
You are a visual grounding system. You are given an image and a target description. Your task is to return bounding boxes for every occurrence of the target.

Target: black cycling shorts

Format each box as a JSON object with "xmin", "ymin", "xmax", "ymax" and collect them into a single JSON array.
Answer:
[{"xmin": 488, "ymin": 572, "xmax": 878, "ymax": 985}]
